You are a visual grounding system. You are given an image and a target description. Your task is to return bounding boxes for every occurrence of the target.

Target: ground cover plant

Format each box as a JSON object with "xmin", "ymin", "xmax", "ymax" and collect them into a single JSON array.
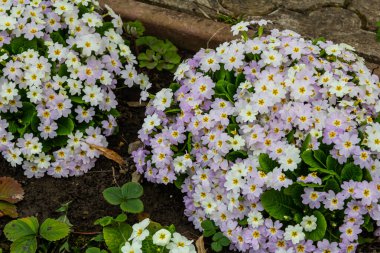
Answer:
[
  {"xmin": 0, "ymin": 0, "xmax": 151, "ymax": 178},
  {"xmin": 1, "ymin": 181, "xmax": 196, "ymax": 253},
  {"xmin": 134, "ymin": 21, "xmax": 380, "ymax": 252}
]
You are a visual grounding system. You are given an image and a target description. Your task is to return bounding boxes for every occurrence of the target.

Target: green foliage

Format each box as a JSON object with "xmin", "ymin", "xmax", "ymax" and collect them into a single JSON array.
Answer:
[
  {"xmin": 259, "ymin": 153, "xmax": 279, "ymax": 172},
  {"xmin": 226, "ymin": 150, "xmax": 248, "ymax": 162},
  {"xmin": 0, "ymin": 177, "xmax": 24, "ymax": 218},
  {"xmin": 103, "ymin": 223, "xmax": 132, "ymax": 253},
  {"xmin": 377, "ymin": 21, "xmax": 380, "ymax": 41},
  {"xmin": 217, "ymin": 14, "xmax": 244, "ymax": 25},
  {"xmin": 341, "ymin": 163, "xmax": 363, "ymax": 182},
  {"xmin": 261, "ymin": 189, "xmax": 296, "ymax": 221},
  {"xmin": 201, "ymin": 220, "xmax": 217, "ymax": 237},
  {"xmin": 136, "ymin": 36, "xmax": 181, "ymax": 72},
  {"xmin": 102, "ymin": 182, "xmax": 144, "ymax": 214},
  {"xmin": 124, "ymin": 20, "xmax": 145, "ymax": 37},
  {"xmin": 211, "ymin": 232, "xmax": 230, "ymax": 252},
  {"xmin": 4, "ymin": 216, "xmax": 70, "ymax": 253},
  {"xmin": 304, "ymin": 211, "xmax": 327, "ymax": 241}
]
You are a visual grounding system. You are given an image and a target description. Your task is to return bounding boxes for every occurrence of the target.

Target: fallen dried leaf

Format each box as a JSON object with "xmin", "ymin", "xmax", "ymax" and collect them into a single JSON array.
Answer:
[
  {"xmin": 0, "ymin": 177, "xmax": 24, "ymax": 204},
  {"xmin": 127, "ymin": 101, "xmax": 148, "ymax": 107},
  {"xmin": 196, "ymin": 235, "xmax": 207, "ymax": 253},
  {"xmin": 87, "ymin": 143, "xmax": 126, "ymax": 166},
  {"xmin": 131, "ymin": 171, "xmax": 141, "ymax": 183}
]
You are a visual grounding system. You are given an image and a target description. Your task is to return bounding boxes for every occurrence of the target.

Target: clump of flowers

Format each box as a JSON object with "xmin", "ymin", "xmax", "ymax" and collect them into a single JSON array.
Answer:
[
  {"xmin": 134, "ymin": 20, "xmax": 380, "ymax": 252},
  {"xmin": 0, "ymin": 0, "xmax": 151, "ymax": 178},
  {"xmin": 120, "ymin": 218, "xmax": 196, "ymax": 253}
]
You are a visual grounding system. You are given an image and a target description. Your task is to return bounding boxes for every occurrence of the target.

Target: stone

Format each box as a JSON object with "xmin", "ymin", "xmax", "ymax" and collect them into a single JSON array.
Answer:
[
  {"xmin": 220, "ymin": 0, "xmax": 281, "ymax": 16},
  {"xmin": 349, "ymin": 0, "xmax": 380, "ymax": 31},
  {"xmin": 266, "ymin": 8, "xmax": 380, "ymax": 63},
  {"xmin": 100, "ymin": 0, "xmax": 235, "ymax": 51},
  {"xmin": 283, "ymin": 0, "xmax": 345, "ymax": 12}
]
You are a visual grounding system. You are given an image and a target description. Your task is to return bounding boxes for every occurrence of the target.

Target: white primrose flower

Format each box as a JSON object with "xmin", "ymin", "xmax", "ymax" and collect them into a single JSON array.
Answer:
[
  {"xmin": 153, "ymin": 88, "xmax": 173, "ymax": 111},
  {"xmin": 284, "ymin": 224, "xmax": 305, "ymax": 244},
  {"xmin": 152, "ymin": 229, "xmax": 172, "ymax": 246},
  {"xmin": 121, "ymin": 240, "xmax": 142, "ymax": 253},
  {"xmin": 166, "ymin": 232, "xmax": 196, "ymax": 253},
  {"xmin": 129, "ymin": 218, "xmax": 150, "ymax": 242},
  {"xmin": 301, "ymin": 215, "xmax": 318, "ymax": 232}
]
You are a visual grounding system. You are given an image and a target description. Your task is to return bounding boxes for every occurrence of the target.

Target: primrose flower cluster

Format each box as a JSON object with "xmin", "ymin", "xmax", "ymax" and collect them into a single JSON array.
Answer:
[
  {"xmin": 0, "ymin": 0, "xmax": 151, "ymax": 178},
  {"xmin": 121, "ymin": 218, "xmax": 196, "ymax": 253},
  {"xmin": 134, "ymin": 21, "xmax": 380, "ymax": 252}
]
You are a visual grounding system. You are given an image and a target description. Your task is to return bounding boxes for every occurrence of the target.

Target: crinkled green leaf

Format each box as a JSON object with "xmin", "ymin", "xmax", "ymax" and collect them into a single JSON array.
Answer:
[
  {"xmin": 121, "ymin": 182, "xmax": 143, "ymax": 199},
  {"xmin": 4, "ymin": 217, "xmax": 39, "ymax": 241},
  {"xmin": 39, "ymin": 218, "xmax": 70, "ymax": 241}
]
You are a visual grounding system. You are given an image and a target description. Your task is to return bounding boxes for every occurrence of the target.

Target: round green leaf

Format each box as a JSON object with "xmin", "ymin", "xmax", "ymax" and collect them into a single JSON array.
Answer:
[
  {"xmin": 261, "ymin": 189, "xmax": 295, "ymax": 221},
  {"xmin": 56, "ymin": 117, "xmax": 74, "ymax": 136},
  {"xmin": 10, "ymin": 235, "xmax": 37, "ymax": 253},
  {"xmin": 39, "ymin": 218, "xmax": 70, "ymax": 241},
  {"xmin": 121, "ymin": 182, "xmax": 143, "ymax": 199},
  {"xmin": 305, "ymin": 211, "xmax": 327, "ymax": 241},
  {"xmin": 102, "ymin": 187, "xmax": 123, "ymax": 205},
  {"xmin": 120, "ymin": 199, "xmax": 144, "ymax": 214},
  {"xmin": 4, "ymin": 217, "xmax": 39, "ymax": 242}
]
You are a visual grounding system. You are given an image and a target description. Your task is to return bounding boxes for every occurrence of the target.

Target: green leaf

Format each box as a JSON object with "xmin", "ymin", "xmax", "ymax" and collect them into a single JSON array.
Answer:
[
  {"xmin": 121, "ymin": 182, "xmax": 143, "ymax": 199},
  {"xmin": 120, "ymin": 199, "xmax": 144, "ymax": 214},
  {"xmin": 71, "ymin": 96, "xmax": 85, "ymax": 104},
  {"xmin": 10, "ymin": 236, "xmax": 37, "ymax": 253},
  {"xmin": 174, "ymin": 174, "xmax": 187, "ymax": 190},
  {"xmin": 21, "ymin": 102, "xmax": 36, "ymax": 125},
  {"xmin": 324, "ymin": 178, "xmax": 341, "ymax": 193},
  {"xmin": 169, "ymin": 83, "xmax": 181, "ymax": 92},
  {"xmin": 141, "ymin": 237, "xmax": 161, "ymax": 253},
  {"xmin": 4, "ymin": 217, "xmax": 39, "ymax": 241},
  {"xmin": 10, "ymin": 37, "xmax": 38, "ymax": 54},
  {"xmin": 94, "ymin": 216, "xmax": 114, "ymax": 227},
  {"xmin": 214, "ymin": 80, "xmax": 234, "ymax": 103},
  {"xmin": 363, "ymin": 215, "xmax": 374, "ymax": 232},
  {"xmin": 39, "ymin": 218, "xmax": 70, "ymax": 241},
  {"xmin": 313, "ymin": 150, "xmax": 327, "ymax": 167},
  {"xmin": 50, "ymin": 31, "xmax": 66, "ymax": 45},
  {"xmin": 259, "ymin": 153, "xmax": 279, "ymax": 172},
  {"xmin": 226, "ymin": 150, "xmax": 248, "ymax": 162},
  {"xmin": 283, "ymin": 183, "xmax": 304, "ymax": 207},
  {"xmin": 85, "ymin": 247, "xmax": 108, "ymax": 253},
  {"xmin": 103, "ymin": 223, "xmax": 132, "ymax": 253},
  {"xmin": 201, "ymin": 220, "xmax": 216, "ymax": 237},
  {"xmin": 309, "ymin": 167, "xmax": 340, "ymax": 178},
  {"xmin": 341, "ymin": 163, "xmax": 363, "ymax": 182},
  {"xmin": 211, "ymin": 242, "xmax": 223, "ymax": 252},
  {"xmin": 56, "ymin": 117, "xmax": 74, "ymax": 136},
  {"xmin": 326, "ymin": 155, "xmax": 339, "ymax": 171},
  {"xmin": 301, "ymin": 150, "xmax": 323, "ymax": 168},
  {"xmin": 114, "ymin": 213, "xmax": 128, "ymax": 223},
  {"xmin": 58, "ymin": 63, "xmax": 68, "ymax": 77},
  {"xmin": 261, "ymin": 189, "xmax": 295, "ymax": 220},
  {"xmin": 102, "ymin": 187, "xmax": 123, "ymax": 205},
  {"xmin": 301, "ymin": 133, "xmax": 312, "ymax": 152},
  {"xmin": 95, "ymin": 22, "xmax": 114, "ymax": 36},
  {"xmin": 305, "ymin": 211, "xmax": 327, "ymax": 241}
]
